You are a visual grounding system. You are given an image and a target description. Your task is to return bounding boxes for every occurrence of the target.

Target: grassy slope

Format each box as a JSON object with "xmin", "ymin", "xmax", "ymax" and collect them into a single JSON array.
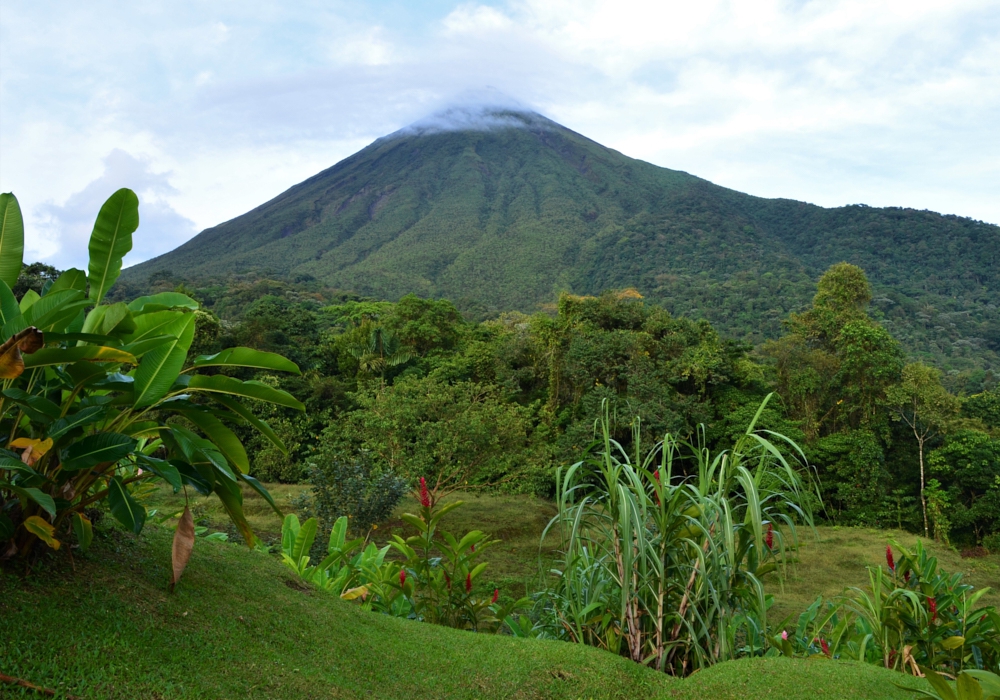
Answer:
[{"xmin": 0, "ymin": 527, "xmax": 928, "ymax": 700}]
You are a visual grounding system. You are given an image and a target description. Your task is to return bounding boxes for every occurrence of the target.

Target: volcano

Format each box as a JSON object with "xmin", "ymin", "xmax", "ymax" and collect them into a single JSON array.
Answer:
[{"xmin": 122, "ymin": 101, "xmax": 1000, "ymax": 356}]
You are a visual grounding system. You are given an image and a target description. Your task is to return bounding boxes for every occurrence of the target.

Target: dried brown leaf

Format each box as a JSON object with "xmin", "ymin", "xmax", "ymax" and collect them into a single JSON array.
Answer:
[{"xmin": 169, "ymin": 506, "xmax": 195, "ymax": 593}]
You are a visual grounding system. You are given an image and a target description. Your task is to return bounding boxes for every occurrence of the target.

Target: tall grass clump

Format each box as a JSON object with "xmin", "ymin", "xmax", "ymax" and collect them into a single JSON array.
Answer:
[{"xmin": 539, "ymin": 394, "xmax": 818, "ymax": 676}]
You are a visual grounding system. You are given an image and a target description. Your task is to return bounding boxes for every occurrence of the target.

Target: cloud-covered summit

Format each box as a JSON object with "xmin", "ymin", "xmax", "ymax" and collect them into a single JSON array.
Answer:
[{"xmin": 391, "ymin": 89, "xmax": 554, "ymax": 138}]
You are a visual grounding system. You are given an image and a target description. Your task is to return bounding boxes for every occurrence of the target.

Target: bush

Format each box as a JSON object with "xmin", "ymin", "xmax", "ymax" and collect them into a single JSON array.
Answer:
[
  {"xmin": 984, "ymin": 532, "xmax": 1000, "ymax": 555},
  {"xmin": 299, "ymin": 453, "xmax": 406, "ymax": 536}
]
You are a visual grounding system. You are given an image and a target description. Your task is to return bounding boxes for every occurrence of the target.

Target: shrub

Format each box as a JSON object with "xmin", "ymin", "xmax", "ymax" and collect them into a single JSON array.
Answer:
[{"xmin": 299, "ymin": 452, "xmax": 406, "ymax": 535}]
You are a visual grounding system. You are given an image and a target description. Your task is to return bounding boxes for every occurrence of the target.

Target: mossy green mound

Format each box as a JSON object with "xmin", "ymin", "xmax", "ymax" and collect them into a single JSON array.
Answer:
[{"xmin": 1, "ymin": 528, "xmax": 927, "ymax": 699}]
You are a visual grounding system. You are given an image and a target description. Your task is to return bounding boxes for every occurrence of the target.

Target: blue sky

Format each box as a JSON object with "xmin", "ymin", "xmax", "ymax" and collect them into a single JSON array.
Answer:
[{"xmin": 1, "ymin": 0, "xmax": 998, "ymax": 269}]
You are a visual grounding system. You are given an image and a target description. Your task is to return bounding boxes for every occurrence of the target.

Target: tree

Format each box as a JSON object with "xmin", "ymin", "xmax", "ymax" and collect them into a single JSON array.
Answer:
[
  {"xmin": 885, "ymin": 363, "xmax": 961, "ymax": 537},
  {"xmin": 928, "ymin": 430, "xmax": 1000, "ymax": 544},
  {"xmin": 345, "ymin": 321, "xmax": 414, "ymax": 381},
  {"xmin": 334, "ymin": 375, "xmax": 538, "ymax": 492},
  {"xmin": 765, "ymin": 263, "xmax": 902, "ymax": 440}
]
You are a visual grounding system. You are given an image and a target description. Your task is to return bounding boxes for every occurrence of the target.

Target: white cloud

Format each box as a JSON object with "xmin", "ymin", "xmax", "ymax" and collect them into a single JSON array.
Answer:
[{"xmin": 34, "ymin": 150, "xmax": 197, "ymax": 269}]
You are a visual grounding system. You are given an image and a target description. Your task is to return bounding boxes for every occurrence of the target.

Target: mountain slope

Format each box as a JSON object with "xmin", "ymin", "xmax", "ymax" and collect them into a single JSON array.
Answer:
[{"xmin": 122, "ymin": 108, "xmax": 1000, "ymax": 377}]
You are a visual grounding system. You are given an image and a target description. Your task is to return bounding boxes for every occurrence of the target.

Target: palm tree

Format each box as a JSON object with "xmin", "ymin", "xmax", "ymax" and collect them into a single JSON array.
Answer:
[{"xmin": 347, "ymin": 322, "xmax": 414, "ymax": 382}]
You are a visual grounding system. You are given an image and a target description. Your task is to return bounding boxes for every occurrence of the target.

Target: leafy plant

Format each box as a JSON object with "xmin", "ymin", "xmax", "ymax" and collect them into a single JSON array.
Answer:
[
  {"xmin": 538, "ymin": 394, "xmax": 816, "ymax": 675},
  {"xmin": 280, "ymin": 480, "xmax": 528, "ymax": 632},
  {"xmin": 390, "ymin": 478, "xmax": 529, "ymax": 631},
  {"xmin": 0, "ymin": 190, "xmax": 303, "ymax": 589},
  {"xmin": 900, "ymin": 668, "xmax": 1000, "ymax": 700},
  {"xmin": 776, "ymin": 540, "xmax": 999, "ymax": 676}
]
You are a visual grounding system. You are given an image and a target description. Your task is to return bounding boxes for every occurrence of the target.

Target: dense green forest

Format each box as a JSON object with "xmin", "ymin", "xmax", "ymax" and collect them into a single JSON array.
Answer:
[
  {"xmin": 119, "ymin": 113, "xmax": 1000, "ymax": 382},
  {"xmin": 93, "ymin": 260, "xmax": 1000, "ymax": 551}
]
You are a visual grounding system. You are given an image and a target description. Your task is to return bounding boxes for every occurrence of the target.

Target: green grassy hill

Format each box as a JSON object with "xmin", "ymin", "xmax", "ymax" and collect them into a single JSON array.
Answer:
[
  {"xmin": 0, "ymin": 526, "xmax": 929, "ymax": 699},
  {"xmin": 120, "ymin": 108, "xmax": 1000, "ymax": 375}
]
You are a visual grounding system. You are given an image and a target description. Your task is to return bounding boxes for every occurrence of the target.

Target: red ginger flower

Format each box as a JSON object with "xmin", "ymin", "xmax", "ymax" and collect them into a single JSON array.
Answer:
[
  {"xmin": 765, "ymin": 522, "xmax": 774, "ymax": 550},
  {"xmin": 904, "ymin": 570, "xmax": 911, "ymax": 584},
  {"xmin": 820, "ymin": 638, "xmax": 830, "ymax": 656},
  {"xmin": 419, "ymin": 477, "xmax": 431, "ymax": 508},
  {"xmin": 652, "ymin": 470, "xmax": 661, "ymax": 505},
  {"xmin": 444, "ymin": 571, "xmax": 451, "ymax": 589},
  {"xmin": 491, "ymin": 588, "xmax": 499, "ymax": 604},
  {"xmin": 928, "ymin": 597, "xmax": 937, "ymax": 622},
  {"xmin": 465, "ymin": 573, "xmax": 472, "ymax": 593},
  {"xmin": 886, "ymin": 545, "xmax": 895, "ymax": 572},
  {"xmin": 399, "ymin": 569, "xmax": 407, "ymax": 587}
]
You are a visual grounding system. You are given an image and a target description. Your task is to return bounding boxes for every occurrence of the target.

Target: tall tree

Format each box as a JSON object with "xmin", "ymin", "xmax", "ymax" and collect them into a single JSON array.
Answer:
[
  {"xmin": 766, "ymin": 263, "xmax": 902, "ymax": 440},
  {"xmin": 885, "ymin": 363, "xmax": 961, "ymax": 537}
]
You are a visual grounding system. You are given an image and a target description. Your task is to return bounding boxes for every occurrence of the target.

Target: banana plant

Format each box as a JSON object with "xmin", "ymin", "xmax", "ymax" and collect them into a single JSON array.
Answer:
[{"xmin": 0, "ymin": 189, "xmax": 304, "ymax": 588}]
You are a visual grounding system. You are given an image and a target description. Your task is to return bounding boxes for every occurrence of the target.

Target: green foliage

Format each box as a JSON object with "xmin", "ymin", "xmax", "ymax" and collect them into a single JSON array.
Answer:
[
  {"xmin": 0, "ymin": 190, "xmax": 301, "ymax": 577},
  {"xmin": 297, "ymin": 453, "xmax": 406, "ymax": 535},
  {"xmin": 928, "ymin": 431, "xmax": 1000, "ymax": 545},
  {"xmin": 902, "ymin": 668, "xmax": 1000, "ymax": 700},
  {"xmin": 887, "ymin": 363, "xmax": 964, "ymax": 537},
  {"xmin": 280, "ymin": 494, "xmax": 530, "ymax": 632},
  {"xmin": 390, "ymin": 489, "xmax": 530, "ymax": 631},
  {"xmin": 778, "ymin": 541, "xmax": 999, "ymax": 676},
  {"xmin": 0, "ymin": 192, "xmax": 25, "ymax": 290},
  {"xmin": 1, "ymin": 524, "xmax": 930, "ymax": 699},
  {"xmin": 335, "ymin": 374, "xmax": 539, "ymax": 490},
  {"xmin": 537, "ymin": 396, "xmax": 816, "ymax": 675}
]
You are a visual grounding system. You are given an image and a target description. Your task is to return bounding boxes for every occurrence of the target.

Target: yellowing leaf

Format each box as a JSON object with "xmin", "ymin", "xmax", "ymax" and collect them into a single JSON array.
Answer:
[
  {"xmin": 23, "ymin": 515, "xmax": 60, "ymax": 550},
  {"xmin": 0, "ymin": 326, "xmax": 43, "ymax": 379},
  {"xmin": 9, "ymin": 436, "xmax": 53, "ymax": 466},
  {"xmin": 340, "ymin": 585, "xmax": 369, "ymax": 601}
]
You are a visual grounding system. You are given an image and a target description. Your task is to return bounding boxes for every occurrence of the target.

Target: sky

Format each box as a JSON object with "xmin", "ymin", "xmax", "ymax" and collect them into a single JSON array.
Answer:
[{"xmin": 1, "ymin": 0, "xmax": 998, "ymax": 269}]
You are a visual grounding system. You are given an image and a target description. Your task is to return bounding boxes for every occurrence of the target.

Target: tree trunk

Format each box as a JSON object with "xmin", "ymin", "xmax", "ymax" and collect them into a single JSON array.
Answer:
[{"xmin": 917, "ymin": 433, "xmax": 929, "ymax": 538}]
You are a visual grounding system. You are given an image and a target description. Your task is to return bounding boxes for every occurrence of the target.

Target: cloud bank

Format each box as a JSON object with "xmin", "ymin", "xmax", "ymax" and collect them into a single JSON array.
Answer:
[{"xmin": 0, "ymin": 0, "xmax": 997, "ymax": 268}]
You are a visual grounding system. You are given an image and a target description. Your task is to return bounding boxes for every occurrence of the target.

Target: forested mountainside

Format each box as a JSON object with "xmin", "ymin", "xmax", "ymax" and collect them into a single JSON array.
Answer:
[{"xmin": 120, "ymin": 109, "xmax": 1000, "ymax": 378}]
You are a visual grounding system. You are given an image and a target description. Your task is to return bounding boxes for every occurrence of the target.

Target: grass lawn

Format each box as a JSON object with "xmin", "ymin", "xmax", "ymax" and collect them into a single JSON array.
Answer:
[{"xmin": 0, "ymin": 524, "xmax": 930, "ymax": 700}]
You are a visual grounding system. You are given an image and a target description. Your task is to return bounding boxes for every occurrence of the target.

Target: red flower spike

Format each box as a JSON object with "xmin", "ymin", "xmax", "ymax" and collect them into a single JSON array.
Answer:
[
  {"xmin": 886, "ymin": 545, "xmax": 895, "ymax": 572},
  {"xmin": 652, "ymin": 470, "xmax": 661, "ymax": 505},
  {"xmin": 470, "ymin": 544, "xmax": 475, "ymax": 553},
  {"xmin": 765, "ymin": 522, "xmax": 774, "ymax": 551},
  {"xmin": 491, "ymin": 588, "xmax": 499, "ymax": 604},
  {"xmin": 904, "ymin": 570, "xmax": 911, "ymax": 584},
  {"xmin": 444, "ymin": 571, "xmax": 451, "ymax": 589},
  {"xmin": 465, "ymin": 573, "xmax": 472, "ymax": 593},
  {"xmin": 820, "ymin": 638, "xmax": 830, "ymax": 656},
  {"xmin": 928, "ymin": 597, "xmax": 937, "ymax": 622},
  {"xmin": 399, "ymin": 569, "xmax": 406, "ymax": 587},
  {"xmin": 419, "ymin": 477, "xmax": 431, "ymax": 508}
]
